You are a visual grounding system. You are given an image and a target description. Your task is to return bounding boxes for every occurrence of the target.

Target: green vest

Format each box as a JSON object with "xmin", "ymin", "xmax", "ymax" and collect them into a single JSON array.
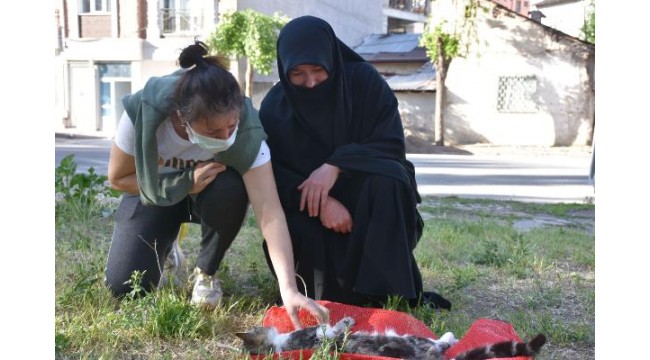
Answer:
[{"xmin": 122, "ymin": 70, "xmax": 267, "ymax": 206}]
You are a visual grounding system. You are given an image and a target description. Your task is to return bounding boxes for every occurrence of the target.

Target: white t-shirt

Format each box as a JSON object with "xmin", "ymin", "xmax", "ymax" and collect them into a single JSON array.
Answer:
[{"xmin": 114, "ymin": 111, "xmax": 271, "ymax": 174}]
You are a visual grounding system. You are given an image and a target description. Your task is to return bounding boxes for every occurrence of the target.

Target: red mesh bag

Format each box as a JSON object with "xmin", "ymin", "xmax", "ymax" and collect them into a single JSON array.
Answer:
[
  {"xmin": 252, "ymin": 300, "xmax": 532, "ymax": 360},
  {"xmin": 443, "ymin": 318, "xmax": 529, "ymax": 360}
]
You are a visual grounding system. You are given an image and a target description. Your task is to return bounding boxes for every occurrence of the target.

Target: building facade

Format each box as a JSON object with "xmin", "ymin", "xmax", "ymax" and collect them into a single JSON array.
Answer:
[{"xmin": 54, "ymin": 0, "xmax": 429, "ymax": 138}]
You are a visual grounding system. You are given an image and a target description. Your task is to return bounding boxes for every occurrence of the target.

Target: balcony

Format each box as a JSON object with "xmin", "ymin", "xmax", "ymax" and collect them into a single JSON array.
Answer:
[
  {"xmin": 161, "ymin": 8, "xmax": 204, "ymax": 35},
  {"xmin": 385, "ymin": 0, "xmax": 429, "ymax": 33},
  {"xmin": 388, "ymin": 0, "xmax": 429, "ymax": 15}
]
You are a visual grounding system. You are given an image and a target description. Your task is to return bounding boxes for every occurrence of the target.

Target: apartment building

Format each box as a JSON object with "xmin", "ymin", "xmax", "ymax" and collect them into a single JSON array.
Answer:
[{"xmin": 54, "ymin": 0, "xmax": 430, "ymax": 138}]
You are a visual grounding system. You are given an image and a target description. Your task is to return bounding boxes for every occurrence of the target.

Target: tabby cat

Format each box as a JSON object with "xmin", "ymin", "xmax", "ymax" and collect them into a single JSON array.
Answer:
[{"xmin": 236, "ymin": 316, "xmax": 546, "ymax": 360}]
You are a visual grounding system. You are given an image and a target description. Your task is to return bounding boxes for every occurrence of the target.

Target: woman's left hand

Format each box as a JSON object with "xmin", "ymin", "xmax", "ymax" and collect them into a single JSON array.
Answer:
[
  {"xmin": 280, "ymin": 287, "xmax": 330, "ymax": 330},
  {"xmin": 298, "ymin": 163, "xmax": 340, "ymax": 217}
]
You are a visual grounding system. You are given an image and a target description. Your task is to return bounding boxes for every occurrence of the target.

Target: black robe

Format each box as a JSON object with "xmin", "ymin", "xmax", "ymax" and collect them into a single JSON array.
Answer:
[{"xmin": 259, "ymin": 16, "xmax": 425, "ymax": 306}]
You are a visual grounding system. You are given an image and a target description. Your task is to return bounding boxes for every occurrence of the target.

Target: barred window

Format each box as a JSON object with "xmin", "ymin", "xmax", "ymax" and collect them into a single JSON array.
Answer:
[{"xmin": 496, "ymin": 75, "xmax": 538, "ymax": 113}]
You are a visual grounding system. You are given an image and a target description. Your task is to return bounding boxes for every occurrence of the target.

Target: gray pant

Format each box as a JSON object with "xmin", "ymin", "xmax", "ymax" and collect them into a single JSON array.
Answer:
[{"xmin": 105, "ymin": 168, "xmax": 249, "ymax": 298}]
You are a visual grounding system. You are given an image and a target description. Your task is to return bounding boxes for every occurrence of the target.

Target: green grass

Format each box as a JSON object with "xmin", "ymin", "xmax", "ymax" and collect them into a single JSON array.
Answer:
[{"xmin": 55, "ymin": 162, "xmax": 594, "ymax": 359}]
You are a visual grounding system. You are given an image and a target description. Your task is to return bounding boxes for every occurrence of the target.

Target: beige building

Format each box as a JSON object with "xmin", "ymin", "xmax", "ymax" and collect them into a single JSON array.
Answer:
[{"xmin": 428, "ymin": 0, "xmax": 594, "ymax": 146}]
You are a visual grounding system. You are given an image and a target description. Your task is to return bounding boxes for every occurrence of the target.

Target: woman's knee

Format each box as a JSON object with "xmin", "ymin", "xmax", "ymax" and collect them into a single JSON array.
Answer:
[
  {"xmin": 363, "ymin": 174, "xmax": 403, "ymax": 192},
  {"xmin": 198, "ymin": 168, "xmax": 248, "ymax": 209}
]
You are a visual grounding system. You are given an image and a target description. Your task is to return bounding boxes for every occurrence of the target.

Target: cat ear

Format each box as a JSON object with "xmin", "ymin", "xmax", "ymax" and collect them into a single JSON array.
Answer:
[{"xmin": 235, "ymin": 332, "xmax": 250, "ymax": 340}]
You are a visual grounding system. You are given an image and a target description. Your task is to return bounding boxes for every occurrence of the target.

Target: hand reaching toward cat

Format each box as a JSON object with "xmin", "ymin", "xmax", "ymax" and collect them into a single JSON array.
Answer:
[{"xmin": 280, "ymin": 288, "xmax": 330, "ymax": 330}]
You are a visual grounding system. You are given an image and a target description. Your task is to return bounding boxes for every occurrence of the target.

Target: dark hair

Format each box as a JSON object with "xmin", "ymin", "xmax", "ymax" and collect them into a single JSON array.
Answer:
[{"xmin": 174, "ymin": 41, "xmax": 244, "ymax": 124}]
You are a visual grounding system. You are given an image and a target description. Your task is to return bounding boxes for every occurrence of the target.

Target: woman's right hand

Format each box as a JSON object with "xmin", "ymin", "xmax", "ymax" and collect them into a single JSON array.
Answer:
[
  {"xmin": 280, "ymin": 287, "xmax": 330, "ymax": 330},
  {"xmin": 190, "ymin": 161, "xmax": 226, "ymax": 194}
]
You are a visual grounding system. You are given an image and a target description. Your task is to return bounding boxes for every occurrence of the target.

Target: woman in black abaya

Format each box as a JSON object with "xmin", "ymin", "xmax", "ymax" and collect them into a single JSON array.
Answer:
[{"xmin": 259, "ymin": 16, "xmax": 450, "ymax": 309}]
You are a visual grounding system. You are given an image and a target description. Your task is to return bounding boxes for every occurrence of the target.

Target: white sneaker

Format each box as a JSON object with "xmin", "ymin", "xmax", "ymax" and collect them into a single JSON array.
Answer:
[
  {"xmin": 158, "ymin": 239, "xmax": 186, "ymax": 288},
  {"xmin": 190, "ymin": 267, "xmax": 223, "ymax": 308}
]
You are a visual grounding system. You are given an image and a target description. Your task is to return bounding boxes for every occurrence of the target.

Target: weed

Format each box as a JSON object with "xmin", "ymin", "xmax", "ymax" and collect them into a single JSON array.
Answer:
[{"xmin": 55, "ymin": 154, "xmax": 120, "ymax": 221}]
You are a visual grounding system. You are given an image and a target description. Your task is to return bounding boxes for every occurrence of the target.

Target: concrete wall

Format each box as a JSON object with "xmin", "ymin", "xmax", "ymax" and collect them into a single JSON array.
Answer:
[
  {"xmin": 396, "ymin": 92, "xmax": 436, "ymax": 151},
  {"xmin": 440, "ymin": 0, "xmax": 594, "ymax": 146}
]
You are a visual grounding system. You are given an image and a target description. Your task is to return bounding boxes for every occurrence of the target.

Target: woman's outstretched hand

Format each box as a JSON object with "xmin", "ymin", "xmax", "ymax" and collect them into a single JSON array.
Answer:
[{"xmin": 280, "ymin": 288, "xmax": 330, "ymax": 330}]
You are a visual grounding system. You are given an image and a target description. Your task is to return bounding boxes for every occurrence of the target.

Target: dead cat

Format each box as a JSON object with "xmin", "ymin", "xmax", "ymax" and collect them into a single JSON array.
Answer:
[{"xmin": 236, "ymin": 316, "xmax": 546, "ymax": 360}]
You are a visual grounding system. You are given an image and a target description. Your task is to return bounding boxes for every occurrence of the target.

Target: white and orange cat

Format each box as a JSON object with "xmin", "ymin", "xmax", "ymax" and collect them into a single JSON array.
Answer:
[{"xmin": 236, "ymin": 316, "xmax": 546, "ymax": 360}]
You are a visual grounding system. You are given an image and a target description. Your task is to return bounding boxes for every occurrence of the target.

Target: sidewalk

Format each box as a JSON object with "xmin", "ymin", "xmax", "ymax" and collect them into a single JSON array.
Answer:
[{"xmin": 409, "ymin": 143, "xmax": 593, "ymax": 158}]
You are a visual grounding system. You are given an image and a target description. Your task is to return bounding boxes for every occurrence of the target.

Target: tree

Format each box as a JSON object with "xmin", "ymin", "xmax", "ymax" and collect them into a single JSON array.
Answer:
[
  {"xmin": 207, "ymin": 10, "xmax": 288, "ymax": 97},
  {"xmin": 581, "ymin": 0, "xmax": 595, "ymax": 43},
  {"xmin": 420, "ymin": 0, "xmax": 481, "ymax": 146}
]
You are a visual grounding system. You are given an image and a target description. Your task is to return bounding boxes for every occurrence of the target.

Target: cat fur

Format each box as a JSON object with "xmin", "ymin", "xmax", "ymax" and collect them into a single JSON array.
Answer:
[{"xmin": 236, "ymin": 316, "xmax": 546, "ymax": 360}]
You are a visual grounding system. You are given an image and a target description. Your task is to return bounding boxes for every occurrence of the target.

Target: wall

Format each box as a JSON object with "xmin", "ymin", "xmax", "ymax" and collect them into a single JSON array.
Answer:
[
  {"xmin": 119, "ymin": 0, "xmax": 143, "ymax": 39},
  {"xmin": 79, "ymin": 14, "xmax": 112, "ymax": 37},
  {"xmin": 396, "ymin": 92, "xmax": 437, "ymax": 152}
]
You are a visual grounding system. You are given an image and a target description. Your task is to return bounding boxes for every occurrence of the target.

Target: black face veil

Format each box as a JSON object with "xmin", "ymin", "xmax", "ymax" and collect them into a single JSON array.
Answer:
[{"xmin": 273, "ymin": 15, "xmax": 365, "ymax": 152}]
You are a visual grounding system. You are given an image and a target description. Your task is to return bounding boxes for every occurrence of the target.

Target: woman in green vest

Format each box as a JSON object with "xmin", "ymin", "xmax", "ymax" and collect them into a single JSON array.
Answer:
[{"xmin": 104, "ymin": 41, "xmax": 328, "ymax": 329}]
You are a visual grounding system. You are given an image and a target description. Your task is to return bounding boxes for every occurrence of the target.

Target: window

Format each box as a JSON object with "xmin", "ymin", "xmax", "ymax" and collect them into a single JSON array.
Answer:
[
  {"xmin": 496, "ymin": 75, "xmax": 538, "ymax": 113},
  {"xmin": 98, "ymin": 63, "xmax": 132, "ymax": 130},
  {"xmin": 161, "ymin": 0, "xmax": 204, "ymax": 34},
  {"xmin": 81, "ymin": 0, "xmax": 111, "ymax": 13}
]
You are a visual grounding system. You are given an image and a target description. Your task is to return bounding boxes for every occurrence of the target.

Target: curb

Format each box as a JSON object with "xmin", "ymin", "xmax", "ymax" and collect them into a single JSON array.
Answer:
[{"xmin": 55, "ymin": 132, "xmax": 113, "ymax": 140}]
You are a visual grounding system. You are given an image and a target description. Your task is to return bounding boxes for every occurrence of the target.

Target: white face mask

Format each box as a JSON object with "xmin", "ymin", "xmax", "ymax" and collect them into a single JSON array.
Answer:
[{"xmin": 185, "ymin": 123, "xmax": 238, "ymax": 154}]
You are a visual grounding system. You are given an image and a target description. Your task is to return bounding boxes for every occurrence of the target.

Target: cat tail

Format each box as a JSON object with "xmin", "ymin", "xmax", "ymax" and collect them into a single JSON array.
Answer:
[{"xmin": 451, "ymin": 334, "xmax": 546, "ymax": 360}]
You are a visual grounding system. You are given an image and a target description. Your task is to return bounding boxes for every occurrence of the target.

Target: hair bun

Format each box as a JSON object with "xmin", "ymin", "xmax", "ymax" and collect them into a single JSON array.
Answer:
[{"xmin": 179, "ymin": 41, "xmax": 209, "ymax": 69}]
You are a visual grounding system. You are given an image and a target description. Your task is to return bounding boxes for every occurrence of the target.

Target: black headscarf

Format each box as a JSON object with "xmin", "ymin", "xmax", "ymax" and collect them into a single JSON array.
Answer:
[{"xmin": 260, "ymin": 16, "xmax": 420, "ymax": 208}]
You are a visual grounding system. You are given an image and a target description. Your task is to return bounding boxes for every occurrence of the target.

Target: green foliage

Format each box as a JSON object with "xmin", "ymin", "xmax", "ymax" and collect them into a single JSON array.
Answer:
[
  {"xmin": 581, "ymin": 0, "xmax": 595, "ymax": 43},
  {"xmin": 207, "ymin": 10, "xmax": 288, "ymax": 75},
  {"xmin": 122, "ymin": 284, "xmax": 211, "ymax": 339},
  {"xmin": 55, "ymin": 154, "xmax": 118, "ymax": 204},
  {"xmin": 420, "ymin": 24, "xmax": 460, "ymax": 63},
  {"xmin": 55, "ymin": 154, "xmax": 120, "ymax": 220},
  {"xmin": 420, "ymin": 0, "xmax": 481, "ymax": 64}
]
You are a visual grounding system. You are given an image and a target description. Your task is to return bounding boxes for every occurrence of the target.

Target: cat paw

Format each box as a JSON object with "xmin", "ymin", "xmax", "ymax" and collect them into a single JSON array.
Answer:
[
  {"xmin": 438, "ymin": 332, "xmax": 458, "ymax": 345},
  {"xmin": 337, "ymin": 316, "xmax": 355, "ymax": 329}
]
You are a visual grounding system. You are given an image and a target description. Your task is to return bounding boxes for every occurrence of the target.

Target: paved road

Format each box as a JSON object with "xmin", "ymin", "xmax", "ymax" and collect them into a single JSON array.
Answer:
[
  {"xmin": 55, "ymin": 135, "xmax": 594, "ymax": 204},
  {"xmin": 409, "ymin": 153, "xmax": 593, "ymax": 203},
  {"xmin": 55, "ymin": 136, "xmax": 114, "ymax": 175}
]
